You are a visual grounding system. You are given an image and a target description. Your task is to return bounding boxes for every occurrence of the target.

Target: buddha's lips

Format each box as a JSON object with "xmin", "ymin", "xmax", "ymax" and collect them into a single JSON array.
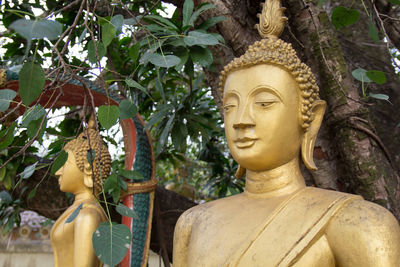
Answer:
[{"xmin": 234, "ymin": 137, "xmax": 257, "ymax": 148}]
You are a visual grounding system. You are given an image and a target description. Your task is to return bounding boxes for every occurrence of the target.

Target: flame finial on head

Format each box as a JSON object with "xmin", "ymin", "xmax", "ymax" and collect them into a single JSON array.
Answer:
[{"xmin": 255, "ymin": 0, "xmax": 287, "ymax": 38}]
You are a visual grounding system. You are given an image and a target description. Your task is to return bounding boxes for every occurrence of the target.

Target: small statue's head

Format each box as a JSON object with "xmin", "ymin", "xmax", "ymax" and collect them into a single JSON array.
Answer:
[
  {"xmin": 55, "ymin": 118, "xmax": 111, "ymax": 195},
  {"xmin": 219, "ymin": 0, "xmax": 326, "ymax": 176}
]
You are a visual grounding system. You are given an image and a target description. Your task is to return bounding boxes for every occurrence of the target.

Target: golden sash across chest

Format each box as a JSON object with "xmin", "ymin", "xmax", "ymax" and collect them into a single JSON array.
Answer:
[{"xmin": 227, "ymin": 187, "xmax": 361, "ymax": 267}]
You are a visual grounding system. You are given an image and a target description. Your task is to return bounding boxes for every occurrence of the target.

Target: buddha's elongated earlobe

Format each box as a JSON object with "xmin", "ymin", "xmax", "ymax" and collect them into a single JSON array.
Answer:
[
  {"xmin": 301, "ymin": 100, "xmax": 326, "ymax": 171},
  {"xmin": 235, "ymin": 165, "xmax": 246, "ymax": 179},
  {"xmin": 83, "ymin": 160, "xmax": 94, "ymax": 188}
]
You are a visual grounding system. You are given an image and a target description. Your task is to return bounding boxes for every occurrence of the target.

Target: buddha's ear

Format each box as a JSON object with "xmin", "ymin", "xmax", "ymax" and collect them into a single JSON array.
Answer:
[
  {"xmin": 301, "ymin": 100, "xmax": 326, "ymax": 171},
  {"xmin": 83, "ymin": 161, "xmax": 94, "ymax": 188}
]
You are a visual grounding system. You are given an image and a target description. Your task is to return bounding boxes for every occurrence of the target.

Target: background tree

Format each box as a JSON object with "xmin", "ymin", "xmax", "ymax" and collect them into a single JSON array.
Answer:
[{"xmin": 1, "ymin": 0, "xmax": 400, "ymax": 263}]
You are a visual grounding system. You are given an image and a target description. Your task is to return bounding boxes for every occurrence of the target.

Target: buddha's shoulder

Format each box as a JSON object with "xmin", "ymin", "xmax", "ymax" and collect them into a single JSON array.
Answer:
[
  {"xmin": 177, "ymin": 194, "xmax": 244, "ymax": 224},
  {"xmin": 325, "ymin": 192, "xmax": 400, "ymax": 238}
]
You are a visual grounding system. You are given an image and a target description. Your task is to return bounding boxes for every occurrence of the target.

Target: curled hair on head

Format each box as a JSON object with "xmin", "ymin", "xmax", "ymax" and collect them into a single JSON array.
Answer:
[
  {"xmin": 219, "ymin": 38, "xmax": 320, "ymax": 131},
  {"xmin": 64, "ymin": 128, "xmax": 111, "ymax": 194}
]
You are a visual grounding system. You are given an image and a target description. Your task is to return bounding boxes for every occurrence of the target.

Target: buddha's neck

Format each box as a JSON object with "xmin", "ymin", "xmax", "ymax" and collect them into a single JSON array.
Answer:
[
  {"xmin": 73, "ymin": 189, "xmax": 97, "ymax": 204},
  {"xmin": 244, "ymin": 157, "xmax": 306, "ymax": 198}
]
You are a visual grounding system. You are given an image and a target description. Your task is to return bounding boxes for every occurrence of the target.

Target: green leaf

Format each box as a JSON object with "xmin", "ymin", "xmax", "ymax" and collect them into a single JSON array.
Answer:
[
  {"xmin": 9, "ymin": 19, "xmax": 62, "ymax": 40},
  {"xmin": 20, "ymin": 163, "xmax": 38, "ymax": 179},
  {"xmin": 149, "ymin": 54, "xmax": 181, "ymax": 68},
  {"xmin": 331, "ymin": 6, "xmax": 360, "ymax": 30},
  {"xmin": 159, "ymin": 114, "xmax": 175, "ymax": 149},
  {"xmin": 144, "ymin": 15, "xmax": 179, "ymax": 30},
  {"xmin": 352, "ymin": 68, "xmax": 371, "ymax": 83},
  {"xmin": 366, "ymin": 70, "xmax": 387, "ymax": 84},
  {"xmin": 155, "ymin": 78, "xmax": 166, "ymax": 101},
  {"xmin": 118, "ymin": 169, "xmax": 143, "ymax": 180},
  {"xmin": 388, "ymin": 0, "xmax": 400, "ymax": 4},
  {"xmin": 368, "ymin": 20, "xmax": 379, "ymax": 42},
  {"xmin": 145, "ymin": 105, "xmax": 171, "ymax": 129},
  {"xmin": 92, "ymin": 223, "xmax": 131, "ymax": 266},
  {"xmin": 51, "ymin": 150, "xmax": 68, "ymax": 175},
  {"xmin": 172, "ymin": 122, "xmax": 187, "ymax": 152},
  {"xmin": 128, "ymin": 42, "xmax": 140, "ymax": 63},
  {"xmin": 111, "ymin": 14, "xmax": 124, "ymax": 33},
  {"xmin": 21, "ymin": 105, "xmax": 46, "ymax": 127},
  {"xmin": 0, "ymin": 122, "xmax": 16, "ymax": 150},
  {"xmin": 183, "ymin": 31, "xmax": 219, "ymax": 46},
  {"xmin": 190, "ymin": 46, "xmax": 213, "ymax": 67},
  {"xmin": 27, "ymin": 117, "xmax": 47, "ymax": 142},
  {"xmin": 27, "ymin": 187, "xmax": 37, "ymax": 200},
  {"xmin": 369, "ymin": 93, "xmax": 389, "ymax": 101},
  {"xmin": 119, "ymin": 99, "xmax": 137, "ymax": 120},
  {"xmin": 88, "ymin": 41, "xmax": 106, "ymax": 64},
  {"xmin": 102, "ymin": 23, "xmax": 116, "ymax": 47},
  {"xmin": 318, "ymin": 0, "xmax": 328, "ymax": 6},
  {"xmin": 78, "ymin": 28, "xmax": 87, "ymax": 43},
  {"xmin": 115, "ymin": 203, "xmax": 139, "ymax": 219},
  {"xmin": 104, "ymin": 174, "xmax": 118, "ymax": 193},
  {"xmin": 0, "ymin": 89, "xmax": 17, "ymax": 112},
  {"xmin": 98, "ymin": 105, "xmax": 119, "ymax": 130},
  {"xmin": 188, "ymin": 3, "xmax": 215, "ymax": 26},
  {"xmin": 66, "ymin": 203, "xmax": 83, "ymax": 223},
  {"xmin": 19, "ymin": 62, "xmax": 45, "ymax": 106},
  {"xmin": 125, "ymin": 78, "xmax": 148, "ymax": 93},
  {"xmin": 198, "ymin": 16, "xmax": 226, "ymax": 30},
  {"xmin": 86, "ymin": 149, "xmax": 96, "ymax": 166},
  {"xmin": 182, "ymin": 0, "xmax": 194, "ymax": 27},
  {"xmin": 0, "ymin": 191, "xmax": 12, "ymax": 204}
]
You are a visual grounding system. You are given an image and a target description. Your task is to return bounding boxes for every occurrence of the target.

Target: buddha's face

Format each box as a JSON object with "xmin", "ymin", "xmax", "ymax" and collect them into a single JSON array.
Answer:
[
  {"xmin": 223, "ymin": 64, "xmax": 302, "ymax": 171},
  {"xmin": 55, "ymin": 150, "xmax": 85, "ymax": 193}
]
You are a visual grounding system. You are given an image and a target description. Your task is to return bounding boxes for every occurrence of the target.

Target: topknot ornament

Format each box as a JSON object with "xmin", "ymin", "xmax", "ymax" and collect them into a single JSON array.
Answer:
[{"xmin": 256, "ymin": 0, "xmax": 287, "ymax": 38}]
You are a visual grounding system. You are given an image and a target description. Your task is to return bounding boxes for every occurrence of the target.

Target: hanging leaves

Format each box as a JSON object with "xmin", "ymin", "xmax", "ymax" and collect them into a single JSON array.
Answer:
[
  {"xmin": 88, "ymin": 41, "xmax": 106, "ymax": 63},
  {"xmin": 115, "ymin": 203, "xmax": 139, "ymax": 219},
  {"xmin": 66, "ymin": 203, "xmax": 83, "ymax": 223},
  {"xmin": 9, "ymin": 19, "xmax": 62, "ymax": 40},
  {"xmin": 119, "ymin": 99, "xmax": 138, "ymax": 120},
  {"xmin": 118, "ymin": 169, "xmax": 144, "ymax": 180},
  {"xmin": 51, "ymin": 150, "xmax": 68, "ymax": 175},
  {"xmin": 21, "ymin": 105, "xmax": 46, "ymax": 127},
  {"xmin": 368, "ymin": 20, "xmax": 379, "ymax": 42},
  {"xmin": 351, "ymin": 68, "xmax": 371, "ymax": 83},
  {"xmin": 149, "ymin": 53, "xmax": 181, "ymax": 68},
  {"xmin": 92, "ymin": 223, "xmax": 131, "ymax": 266},
  {"xmin": 0, "ymin": 89, "xmax": 17, "ymax": 112},
  {"xmin": 366, "ymin": 70, "xmax": 387, "ymax": 85},
  {"xmin": 98, "ymin": 105, "xmax": 119, "ymax": 130},
  {"xmin": 20, "ymin": 162, "xmax": 38, "ymax": 179},
  {"xmin": 182, "ymin": 0, "xmax": 195, "ymax": 27},
  {"xmin": 18, "ymin": 62, "xmax": 45, "ymax": 106},
  {"xmin": 183, "ymin": 31, "xmax": 219, "ymax": 46},
  {"xmin": 102, "ymin": 23, "xmax": 116, "ymax": 47},
  {"xmin": 331, "ymin": 7, "xmax": 360, "ymax": 30}
]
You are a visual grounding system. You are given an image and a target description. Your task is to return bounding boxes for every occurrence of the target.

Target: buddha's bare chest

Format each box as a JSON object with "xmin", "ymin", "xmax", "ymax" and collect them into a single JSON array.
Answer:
[{"xmin": 185, "ymin": 197, "xmax": 335, "ymax": 267}]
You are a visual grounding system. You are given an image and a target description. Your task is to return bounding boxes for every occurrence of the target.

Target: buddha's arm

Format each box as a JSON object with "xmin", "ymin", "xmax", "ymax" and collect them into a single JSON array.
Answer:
[
  {"xmin": 326, "ymin": 199, "xmax": 400, "ymax": 266},
  {"xmin": 74, "ymin": 208, "xmax": 103, "ymax": 267},
  {"xmin": 173, "ymin": 209, "xmax": 196, "ymax": 267}
]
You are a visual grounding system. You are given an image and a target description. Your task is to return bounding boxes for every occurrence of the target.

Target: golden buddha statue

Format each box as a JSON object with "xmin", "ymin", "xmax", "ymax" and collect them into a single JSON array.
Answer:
[
  {"xmin": 173, "ymin": 1, "xmax": 400, "ymax": 266},
  {"xmin": 50, "ymin": 116, "xmax": 111, "ymax": 267}
]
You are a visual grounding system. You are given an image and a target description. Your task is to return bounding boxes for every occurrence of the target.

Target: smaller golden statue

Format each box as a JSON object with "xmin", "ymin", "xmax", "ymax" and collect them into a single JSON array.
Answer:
[
  {"xmin": 173, "ymin": 0, "xmax": 400, "ymax": 266},
  {"xmin": 50, "ymin": 115, "xmax": 111, "ymax": 267}
]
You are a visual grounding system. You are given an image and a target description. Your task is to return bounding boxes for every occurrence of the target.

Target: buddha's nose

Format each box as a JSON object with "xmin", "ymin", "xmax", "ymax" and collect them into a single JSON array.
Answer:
[
  {"xmin": 233, "ymin": 105, "xmax": 255, "ymax": 129},
  {"xmin": 55, "ymin": 166, "xmax": 63, "ymax": 176}
]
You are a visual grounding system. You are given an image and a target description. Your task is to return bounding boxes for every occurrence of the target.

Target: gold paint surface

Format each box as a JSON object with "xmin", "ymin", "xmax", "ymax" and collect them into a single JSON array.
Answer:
[{"xmin": 51, "ymin": 133, "xmax": 109, "ymax": 266}]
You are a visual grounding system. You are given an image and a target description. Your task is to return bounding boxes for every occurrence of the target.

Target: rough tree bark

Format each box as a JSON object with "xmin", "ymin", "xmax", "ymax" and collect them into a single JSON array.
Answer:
[{"xmin": 8, "ymin": 0, "xmax": 400, "ymax": 259}]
